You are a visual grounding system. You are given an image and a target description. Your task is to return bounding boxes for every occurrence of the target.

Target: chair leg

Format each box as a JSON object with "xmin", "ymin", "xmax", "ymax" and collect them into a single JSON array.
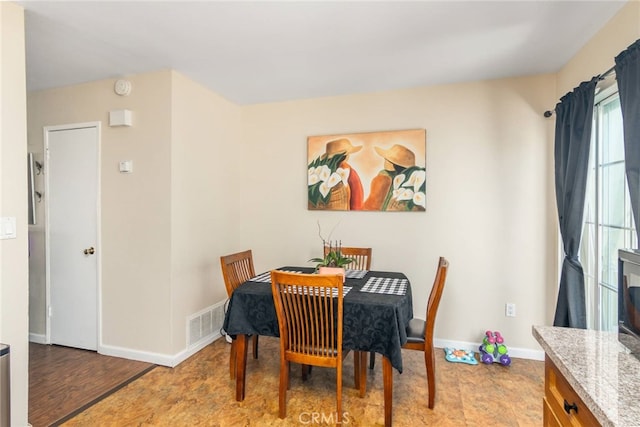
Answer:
[
  {"xmin": 302, "ymin": 364, "xmax": 311, "ymax": 381},
  {"xmin": 337, "ymin": 359, "xmax": 343, "ymax": 425},
  {"xmin": 369, "ymin": 351, "xmax": 375, "ymax": 369},
  {"xmin": 229, "ymin": 340, "xmax": 237, "ymax": 380},
  {"xmin": 425, "ymin": 344, "xmax": 436, "ymax": 409},
  {"xmin": 252, "ymin": 335, "xmax": 259, "ymax": 359},
  {"xmin": 279, "ymin": 360, "xmax": 289, "ymax": 418}
]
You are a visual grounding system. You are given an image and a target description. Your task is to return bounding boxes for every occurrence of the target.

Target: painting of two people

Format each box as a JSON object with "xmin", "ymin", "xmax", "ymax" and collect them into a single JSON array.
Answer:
[{"xmin": 308, "ymin": 129, "xmax": 426, "ymax": 212}]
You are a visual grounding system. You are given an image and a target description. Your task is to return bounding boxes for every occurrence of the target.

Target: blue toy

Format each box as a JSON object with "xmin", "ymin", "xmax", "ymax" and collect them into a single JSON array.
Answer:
[
  {"xmin": 479, "ymin": 330, "xmax": 511, "ymax": 366},
  {"xmin": 444, "ymin": 347, "xmax": 478, "ymax": 365}
]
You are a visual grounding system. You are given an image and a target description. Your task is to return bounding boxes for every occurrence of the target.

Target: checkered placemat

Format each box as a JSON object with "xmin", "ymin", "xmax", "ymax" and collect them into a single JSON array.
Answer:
[
  {"xmin": 284, "ymin": 285, "xmax": 352, "ymax": 298},
  {"xmin": 345, "ymin": 269, "xmax": 368, "ymax": 279},
  {"xmin": 248, "ymin": 270, "xmax": 303, "ymax": 283},
  {"xmin": 360, "ymin": 277, "xmax": 408, "ymax": 295}
]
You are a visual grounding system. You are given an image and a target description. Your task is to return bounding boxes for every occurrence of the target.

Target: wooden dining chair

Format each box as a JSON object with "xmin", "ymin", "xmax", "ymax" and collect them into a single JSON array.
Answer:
[
  {"xmin": 324, "ymin": 245, "xmax": 372, "ymax": 270},
  {"xmin": 220, "ymin": 250, "xmax": 259, "ymax": 379},
  {"xmin": 401, "ymin": 256, "xmax": 449, "ymax": 409},
  {"xmin": 271, "ymin": 270, "xmax": 345, "ymax": 420}
]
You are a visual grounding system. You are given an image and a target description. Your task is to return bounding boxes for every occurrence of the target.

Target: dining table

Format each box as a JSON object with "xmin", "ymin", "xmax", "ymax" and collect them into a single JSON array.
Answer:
[{"xmin": 222, "ymin": 266, "xmax": 413, "ymax": 427}]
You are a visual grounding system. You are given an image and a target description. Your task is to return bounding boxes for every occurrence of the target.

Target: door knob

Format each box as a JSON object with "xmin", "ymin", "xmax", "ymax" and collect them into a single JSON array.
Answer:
[{"xmin": 84, "ymin": 247, "xmax": 95, "ymax": 255}]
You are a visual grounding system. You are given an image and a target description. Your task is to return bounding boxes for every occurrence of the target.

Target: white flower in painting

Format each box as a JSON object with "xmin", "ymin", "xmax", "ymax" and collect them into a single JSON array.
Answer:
[
  {"xmin": 326, "ymin": 172, "xmax": 342, "ymax": 189},
  {"xmin": 318, "ymin": 165, "xmax": 332, "ymax": 182},
  {"xmin": 396, "ymin": 188, "xmax": 414, "ymax": 201},
  {"xmin": 319, "ymin": 181, "xmax": 331, "ymax": 198},
  {"xmin": 403, "ymin": 170, "xmax": 426, "ymax": 192},
  {"xmin": 393, "ymin": 174, "xmax": 406, "ymax": 190},
  {"xmin": 308, "ymin": 167, "xmax": 320, "ymax": 186},
  {"xmin": 413, "ymin": 191, "xmax": 426, "ymax": 208},
  {"xmin": 336, "ymin": 167, "xmax": 351, "ymax": 185}
]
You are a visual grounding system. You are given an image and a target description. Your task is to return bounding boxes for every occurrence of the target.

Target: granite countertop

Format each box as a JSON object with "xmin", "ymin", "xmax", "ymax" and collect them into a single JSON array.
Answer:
[{"xmin": 532, "ymin": 325, "xmax": 640, "ymax": 426}]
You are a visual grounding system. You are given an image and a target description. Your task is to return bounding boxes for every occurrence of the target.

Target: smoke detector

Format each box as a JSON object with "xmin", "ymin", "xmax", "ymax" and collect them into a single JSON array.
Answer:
[{"xmin": 114, "ymin": 79, "xmax": 132, "ymax": 96}]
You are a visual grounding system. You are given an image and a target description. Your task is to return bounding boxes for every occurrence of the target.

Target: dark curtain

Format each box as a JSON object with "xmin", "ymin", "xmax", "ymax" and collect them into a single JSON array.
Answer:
[
  {"xmin": 553, "ymin": 77, "xmax": 598, "ymax": 329},
  {"xmin": 616, "ymin": 39, "xmax": 640, "ymax": 242}
]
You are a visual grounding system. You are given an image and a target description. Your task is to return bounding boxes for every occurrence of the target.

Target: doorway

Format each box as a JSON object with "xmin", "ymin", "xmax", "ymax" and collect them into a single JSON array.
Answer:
[{"xmin": 44, "ymin": 123, "xmax": 100, "ymax": 350}]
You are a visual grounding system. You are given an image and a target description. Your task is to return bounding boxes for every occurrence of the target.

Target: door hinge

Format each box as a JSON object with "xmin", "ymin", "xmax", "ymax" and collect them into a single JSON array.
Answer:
[{"xmin": 48, "ymin": 306, "xmax": 52, "ymax": 317}]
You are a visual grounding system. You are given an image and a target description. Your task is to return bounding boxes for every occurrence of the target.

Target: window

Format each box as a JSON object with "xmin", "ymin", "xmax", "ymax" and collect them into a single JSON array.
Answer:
[{"xmin": 581, "ymin": 84, "xmax": 636, "ymax": 331}]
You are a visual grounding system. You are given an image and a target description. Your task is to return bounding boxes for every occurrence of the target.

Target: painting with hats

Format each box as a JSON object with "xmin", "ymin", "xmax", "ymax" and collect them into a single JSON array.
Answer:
[{"xmin": 307, "ymin": 129, "xmax": 426, "ymax": 211}]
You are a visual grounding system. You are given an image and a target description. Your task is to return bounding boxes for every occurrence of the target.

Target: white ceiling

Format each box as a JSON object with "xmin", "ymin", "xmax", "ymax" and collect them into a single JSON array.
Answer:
[{"xmin": 18, "ymin": 1, "xmax": 628, "ymax": 105}]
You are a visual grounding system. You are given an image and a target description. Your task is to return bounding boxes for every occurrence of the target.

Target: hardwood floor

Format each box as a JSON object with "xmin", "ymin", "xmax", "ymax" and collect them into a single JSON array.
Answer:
[
  {"xmin": 59, "ymin": 337, "xmax": 544, "ymax": 426},
  {"xmin": 29, "ymin": 343, "xmax": 155, "ymax": 427}
]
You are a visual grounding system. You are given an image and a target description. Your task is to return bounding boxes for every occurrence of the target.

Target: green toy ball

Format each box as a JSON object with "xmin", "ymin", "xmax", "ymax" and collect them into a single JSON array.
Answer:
[{"xmin": 497, "ymin": 344, "xmax": 507, "ymax": 355}]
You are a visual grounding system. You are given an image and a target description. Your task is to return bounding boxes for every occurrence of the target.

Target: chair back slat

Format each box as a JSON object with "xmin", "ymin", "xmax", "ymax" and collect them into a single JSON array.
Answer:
[
  {"xmin": 220, "ymin": 250, "xmax": 256, "ymax": 297},
  {"xmin": 323, "ymin": 246, "xmax": 372, "ymax": 270},
  {"xmin": 271, "ymin": 271, "xmax": 343, "ymax": 363}
]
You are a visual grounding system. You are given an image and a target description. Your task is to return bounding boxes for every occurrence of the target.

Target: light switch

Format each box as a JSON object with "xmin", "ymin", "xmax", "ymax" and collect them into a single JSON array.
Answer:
[
  {"xmin": 0, "ymin": 217, "xmax": 16, "ymax": 240},
  {"xmin": 119, "ymin": 161, "xmax": 133, "ymax": 173}
]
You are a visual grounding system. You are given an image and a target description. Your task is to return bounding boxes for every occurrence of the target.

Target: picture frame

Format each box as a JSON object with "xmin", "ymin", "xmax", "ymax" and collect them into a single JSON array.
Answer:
[{"xmin": 307, "ymin": 129, "xmax": 426, "ymax": 212}]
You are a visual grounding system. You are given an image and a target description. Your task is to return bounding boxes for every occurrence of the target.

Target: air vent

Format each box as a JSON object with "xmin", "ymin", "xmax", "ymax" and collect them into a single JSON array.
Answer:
[{"xmin": 187, "ymin": 301, "xmax": 226, "ymax": 347}]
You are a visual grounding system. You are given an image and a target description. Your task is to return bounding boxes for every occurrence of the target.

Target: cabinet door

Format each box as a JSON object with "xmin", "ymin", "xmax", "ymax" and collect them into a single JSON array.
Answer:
[
  {"xmin": 543, "ymin": 397, "xmax": 563, "ymax": 427},
  {"xmin": 544, "ymin": 356, "xmax": 600, "ymax": 426}
]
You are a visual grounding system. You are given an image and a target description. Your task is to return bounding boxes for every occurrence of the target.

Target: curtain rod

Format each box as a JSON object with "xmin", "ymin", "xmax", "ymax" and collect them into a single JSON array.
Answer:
[{"xmin": 543, "ymin": 64, "xmax": 616, "ymax": 118}]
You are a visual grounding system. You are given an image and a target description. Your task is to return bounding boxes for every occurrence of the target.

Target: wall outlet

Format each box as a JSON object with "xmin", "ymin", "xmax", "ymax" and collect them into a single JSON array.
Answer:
[{"xmin": 505, "ymin": 303, "xmax": 516, "ymax": 317}]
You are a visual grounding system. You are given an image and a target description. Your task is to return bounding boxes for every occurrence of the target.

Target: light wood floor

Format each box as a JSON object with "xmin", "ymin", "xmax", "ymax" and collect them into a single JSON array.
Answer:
[{"xmin": 59, "ymin": 336, "xmax": 544, "ymax": 426}]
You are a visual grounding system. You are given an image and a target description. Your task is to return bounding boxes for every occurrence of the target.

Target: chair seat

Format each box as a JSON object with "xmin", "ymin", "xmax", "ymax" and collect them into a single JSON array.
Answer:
[{"xmin": 406, "ymin": 318, "xmax": 426, "ymax": 344}]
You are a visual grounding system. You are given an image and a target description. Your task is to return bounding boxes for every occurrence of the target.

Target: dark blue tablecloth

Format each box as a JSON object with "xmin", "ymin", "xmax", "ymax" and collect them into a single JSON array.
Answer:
[{"xmin": 222, "ymin": 266, "xmax": 413, "ymax": 373}]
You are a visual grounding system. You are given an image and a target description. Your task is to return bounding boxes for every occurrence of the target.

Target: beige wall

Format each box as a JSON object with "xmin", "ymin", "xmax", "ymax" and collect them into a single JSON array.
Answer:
[
  {"xmin": 0, "ymin": 2, "xmax": 29, "ymax": 425},
  {"xmin": 28, "ymin": 71, "xmax": 175, "ymax": 354},
  {"xmin": 27, "ymin": 70, "xmax": 244, "ymax": 360},
  {"xmin": 170, "ymin": 71, "xmax": 242, "ymax": 352},
  {"xmin": 558, "ymin": 1, "xmax": 640, "ymax": 97},
  {"xmin": 239, "ymin": 75, "xmax": 557, "ymax": 352}
]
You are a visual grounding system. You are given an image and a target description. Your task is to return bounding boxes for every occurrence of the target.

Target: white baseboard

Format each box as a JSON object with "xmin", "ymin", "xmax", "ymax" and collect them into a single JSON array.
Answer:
[
  {"xmin": 99, "ymin": 331, "xmax": 223, "ymax": 367},
  {"xmin": 434, "ymin": 338, "xmax": 545, "ymax": 361},
  {"xmin": 29, "ymin": 330, "xmax": 223, "ymax": 367},
  {"xmin": 34, "ymin": 332, "xmax": 544, "ymax": 365},
  {"xmin": 29, "ymin": 333, "xmax": 47, "ymax": 344}
]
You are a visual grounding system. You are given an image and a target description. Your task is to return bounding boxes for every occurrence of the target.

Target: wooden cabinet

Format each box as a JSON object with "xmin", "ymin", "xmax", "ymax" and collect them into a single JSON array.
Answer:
[{"xmin": 543, "ymin": 356, "xmax": 600, "ymax": 426}]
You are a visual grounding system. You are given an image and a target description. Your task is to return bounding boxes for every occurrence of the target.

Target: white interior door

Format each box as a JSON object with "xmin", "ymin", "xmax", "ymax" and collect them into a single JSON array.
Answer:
[{"xmin": 46, "ymin": 124, "xmax": 99, "ymax": 350}]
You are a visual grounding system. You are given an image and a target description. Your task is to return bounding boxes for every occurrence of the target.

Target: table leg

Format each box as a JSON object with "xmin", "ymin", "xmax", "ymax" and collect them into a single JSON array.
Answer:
[
  {"xmin": 358, "ymin": 351, "xmax": 367, "ymax": 397},
  {"xmin": 235, "ymin": 334, "xmax": 248, "ymax": 401},
  {"xmin": 383, "ymin": 356, "xmax": 393, "ymax": 427},
  {"xmin": 354, "ymin": 351, "xmax": 360, "ymax": 389},
  {"xmin": 352, "ymin": 351, "xmax": 367, "ymax": 396}
]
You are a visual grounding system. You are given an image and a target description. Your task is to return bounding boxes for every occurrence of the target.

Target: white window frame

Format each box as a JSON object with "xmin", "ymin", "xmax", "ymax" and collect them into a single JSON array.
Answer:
[{"xmin": 582, "ymin": 83, "xmax": 636, "ymax": 331}]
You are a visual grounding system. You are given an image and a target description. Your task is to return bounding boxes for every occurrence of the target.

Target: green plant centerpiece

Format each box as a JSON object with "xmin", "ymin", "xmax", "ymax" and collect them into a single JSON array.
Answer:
[
  {"xmin": 309, "ymin": 241, "xmax": 353, "ymax": 282},
  {"xmin": 310, "ymin": 246, "xmax": 354, "ymax": 269}
]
